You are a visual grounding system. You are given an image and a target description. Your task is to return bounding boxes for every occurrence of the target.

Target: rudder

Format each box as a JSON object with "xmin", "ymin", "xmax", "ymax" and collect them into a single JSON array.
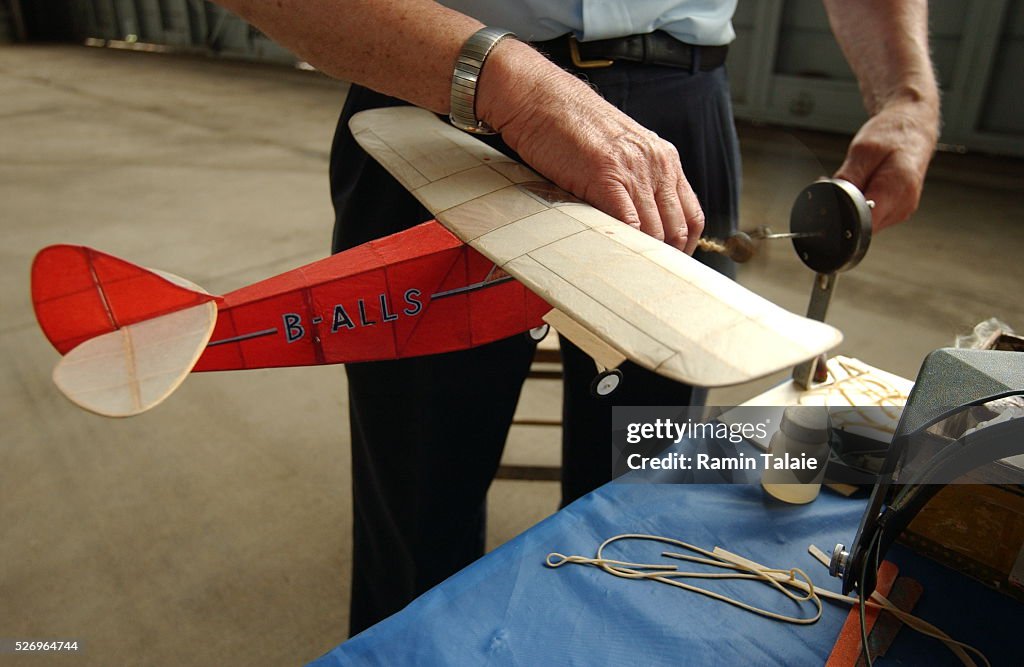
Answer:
[{"xmin": 31, "ymin": 245, "xmax": 217, "ymax": 355}]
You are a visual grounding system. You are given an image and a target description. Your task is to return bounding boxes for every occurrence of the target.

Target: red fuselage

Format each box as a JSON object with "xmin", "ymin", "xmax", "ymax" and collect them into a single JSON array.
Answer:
[{"xmin": 194, "ymin": 221, "xmax": 550, "ymax": 372}]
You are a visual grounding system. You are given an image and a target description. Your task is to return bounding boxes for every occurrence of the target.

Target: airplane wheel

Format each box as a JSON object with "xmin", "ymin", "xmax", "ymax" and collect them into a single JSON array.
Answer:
[
  {"xmin": 528, "ymin": 324, "xmax": 550, "ymax": 342},
  {"xmin": 590, "ymin": 369, "xmax": 622, "ymax": 397}
]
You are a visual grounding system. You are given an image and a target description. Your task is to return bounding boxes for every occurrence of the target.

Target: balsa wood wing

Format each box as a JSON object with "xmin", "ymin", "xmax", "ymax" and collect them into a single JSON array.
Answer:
[{"xmin": 349, "ymin": 107, "xmax": 842, "ymax": 387}]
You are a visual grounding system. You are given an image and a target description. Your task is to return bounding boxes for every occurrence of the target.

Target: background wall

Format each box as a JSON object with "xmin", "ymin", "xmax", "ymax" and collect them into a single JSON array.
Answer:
[
  {"xmin": 9, "ymin": 0, "xmax": 1024, "ymax": 156},
  {"xmin": 732, "ymin": 0, "xmax": 1024, "ymax": 157}
]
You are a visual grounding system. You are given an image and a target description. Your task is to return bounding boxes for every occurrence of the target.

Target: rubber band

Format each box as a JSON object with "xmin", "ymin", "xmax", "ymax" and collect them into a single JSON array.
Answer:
[
  {"xmin": 546, "ymin": 533, "xmax": 823, "ymax": 625},
  {"xmin": 544, "ymin": 534, "xmax": 991, "ymax": 666},
  {"xmin": 696, "ymin": 238, "xmax": 728, "ymax": 255}
]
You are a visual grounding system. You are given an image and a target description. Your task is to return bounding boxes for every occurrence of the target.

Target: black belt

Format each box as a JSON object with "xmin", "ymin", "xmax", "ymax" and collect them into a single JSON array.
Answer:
[{"xmin": 534, "ymin": 31, "xmax": 728, "ymax": 71}]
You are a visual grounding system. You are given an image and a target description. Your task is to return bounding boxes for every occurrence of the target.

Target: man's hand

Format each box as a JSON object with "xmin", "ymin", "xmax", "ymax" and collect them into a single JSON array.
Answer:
[
  {"xmin": 559, "ymin": 109, "xmax": 706, "ymax": 255},
  {"xmin": 478, "ymin": 40, "xmax": 705, "ymax": 255},
  {"xmin": 835, "ymin": 98, "xmax": 939, "ymax": 230},
  {"xmin": 824, "ymin": 0, "xmax": 940, "ymax": 232}
]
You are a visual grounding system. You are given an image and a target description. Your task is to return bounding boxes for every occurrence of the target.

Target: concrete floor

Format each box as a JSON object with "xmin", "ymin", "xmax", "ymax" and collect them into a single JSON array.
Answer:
[{"xmin": 1, "ymin": 44, "xmax": 1022, "ymax": 666}]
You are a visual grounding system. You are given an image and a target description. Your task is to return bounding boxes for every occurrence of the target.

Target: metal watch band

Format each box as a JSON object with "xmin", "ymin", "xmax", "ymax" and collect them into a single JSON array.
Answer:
[{"xmin": 449, "ymin": 27, "xmax": 516, "ymax": 135}]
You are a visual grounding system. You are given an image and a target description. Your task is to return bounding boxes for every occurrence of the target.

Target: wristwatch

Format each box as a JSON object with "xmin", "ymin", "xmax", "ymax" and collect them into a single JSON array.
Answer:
[{"xmin": 449, "ymin": 27, "xmax": 516, "ymax": 135}]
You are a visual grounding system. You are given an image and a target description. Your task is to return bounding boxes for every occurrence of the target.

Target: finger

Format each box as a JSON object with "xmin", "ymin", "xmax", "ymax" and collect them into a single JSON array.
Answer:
[
  {"xmin": 863, "ymin": 170, "xmax": 914, "ymax": 232},
  {"xmin": 863, "ymin": 183, "xmax": 896, "ymax": 231},
  {"xmin": 599, "ymin": 184, "xmax": 643, "ymax": 233},
  {"xmin": 632, "ymin": 186, "xmax": 667, "ymax": 243},
  {"xmin": 864, "ymin": 150, "xmax": 927, "ymax": 231},
  {"xmin": 676, "ymin": 178, "xmax": 705, "ymax": 255},
  {"xmin": 655, "ymin": 183, "xmax": 689, "ymax": 252}
]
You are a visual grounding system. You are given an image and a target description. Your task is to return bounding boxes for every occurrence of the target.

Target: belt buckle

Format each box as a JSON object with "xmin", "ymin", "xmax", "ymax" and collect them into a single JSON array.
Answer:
[{"xmin": 569, "ymin": 36, "xmax": 613, "ymax": 69}]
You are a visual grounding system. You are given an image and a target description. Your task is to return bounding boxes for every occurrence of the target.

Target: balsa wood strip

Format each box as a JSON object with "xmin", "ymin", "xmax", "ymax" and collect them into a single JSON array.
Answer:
[
  {"xmin": 355, "ymin": 122, "xmax": 480, "ymax": 182},
  {"xmin": 489, "ymin": 161, "xmax": 542, "ymax": 184},
  {"xmin": 556, "ymin": 202, "xmax": 622, "ymax": 230},
  {"xmin": 440, "ymin": 184, "xmax": 548, "ymax": 242},
  {"xmin": 350, "ymin": 129, "xmax": 430, "ymax": 191},
  {"xmin": 473, "ymin": 208, "xmax": 587, "ymax": 261},
  {"xmin": 352, "ymin": 107, "xmax": 503, "ymax": 164},
  {"xmin": 414, "ymin": 165, "xmax": 511, "ymax": 215}
]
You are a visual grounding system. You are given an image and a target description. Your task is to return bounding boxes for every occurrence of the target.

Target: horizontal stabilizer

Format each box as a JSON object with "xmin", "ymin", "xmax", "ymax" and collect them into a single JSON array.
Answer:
[{"xmin": 53, "ymin": 301, "xmax": 217, "ymax": 417}]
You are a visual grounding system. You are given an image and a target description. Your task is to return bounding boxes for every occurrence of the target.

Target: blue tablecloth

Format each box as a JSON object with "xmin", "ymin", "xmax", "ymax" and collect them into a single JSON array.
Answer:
[{"xmin": 311, "ymin": 483, "xmax": 1021, "ymax": 665}]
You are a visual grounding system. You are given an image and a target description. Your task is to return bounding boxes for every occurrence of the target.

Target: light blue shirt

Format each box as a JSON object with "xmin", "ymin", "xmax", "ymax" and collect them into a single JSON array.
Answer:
[{"xmin": 439, "ymin": 0, "xmax": 736, "ymax": 45}]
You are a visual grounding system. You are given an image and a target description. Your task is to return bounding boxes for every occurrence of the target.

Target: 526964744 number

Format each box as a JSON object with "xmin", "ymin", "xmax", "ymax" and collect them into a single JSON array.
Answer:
[{"xmin": 5, "ymin": 640, "xmax": 81, "ymax": 652}]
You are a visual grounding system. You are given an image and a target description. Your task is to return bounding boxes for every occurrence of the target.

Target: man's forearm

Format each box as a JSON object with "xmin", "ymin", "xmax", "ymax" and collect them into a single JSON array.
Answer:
[
  {"xmin": 214, "ymin": 0, "xmax": 706, "ymax": 252},
  {"xmin": 216, "ymin": 1, "xmax": 577, "ymax": 146},
  {"xmin": 823, "ymin": 0, "xmax": 939, "ymax": 118},
  {"xmin": 217, "ymin": 0, "xmax": 484, "ymax": 113},
  {"xmin": 823, "ymin": 0, "xmax": 940, "ymax": 229}
]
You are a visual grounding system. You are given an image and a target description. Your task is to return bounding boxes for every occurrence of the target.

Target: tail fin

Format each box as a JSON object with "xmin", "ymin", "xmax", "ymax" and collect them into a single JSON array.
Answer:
[
  {"xmin": 32, "ymin": 245, "xmax": 217, "ymax": 354},
  {"xmin": 31, "ymin": 246, "xmax": 219, "ymax": 417}
]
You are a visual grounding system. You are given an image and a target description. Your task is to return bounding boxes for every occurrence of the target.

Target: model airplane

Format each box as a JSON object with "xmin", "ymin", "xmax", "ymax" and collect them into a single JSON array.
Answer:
[{"xmin": 31, "ymin": 106, "xmax": 841, "ymax": 417}]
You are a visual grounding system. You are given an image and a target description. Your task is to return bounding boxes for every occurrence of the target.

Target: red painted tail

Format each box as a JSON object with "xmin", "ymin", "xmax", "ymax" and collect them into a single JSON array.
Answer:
[{"xmin": 31, "ymin": 245, "xmax": 217, "ymax": 355}]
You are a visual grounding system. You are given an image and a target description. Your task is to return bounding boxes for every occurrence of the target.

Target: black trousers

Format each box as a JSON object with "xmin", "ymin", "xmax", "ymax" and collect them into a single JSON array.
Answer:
[{"xmin": 329, "ymin": 60, "xmax": 741, "ymax": 636}]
